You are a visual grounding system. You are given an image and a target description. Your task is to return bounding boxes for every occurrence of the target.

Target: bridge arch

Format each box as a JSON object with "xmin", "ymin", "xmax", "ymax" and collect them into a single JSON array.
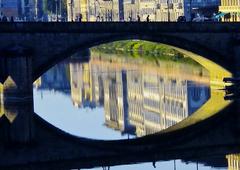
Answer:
[{"xmin": 33, "ymin": 33, "xmax": 230, "ymax": 80}]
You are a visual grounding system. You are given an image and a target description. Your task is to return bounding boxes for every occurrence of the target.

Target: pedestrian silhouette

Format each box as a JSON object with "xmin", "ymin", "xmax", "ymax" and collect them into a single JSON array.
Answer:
[
  {"xmin": 137, "ymin": 15, "xmax": 141, "ymax": 22},
  {"xmin": 152, "ymin": 161, "xmax": 156, "ymax": 168},
  {"xmin": 146, "ymin": 15, "xmax": 150, "ymax": 22},
  {"xmin": 128, "ymin": 15, "xmax": 132, "ymax": 22},
  {"xmin": 79, "ymin": 14, "xmax": 82, "ymax": 22},
  {"xmin": 96, "ymin": 15, "xmax": 100, "ymax": 21},
  {"xmin": 2, "ymin": 16, "xmax": 7, "ymax": 22}
]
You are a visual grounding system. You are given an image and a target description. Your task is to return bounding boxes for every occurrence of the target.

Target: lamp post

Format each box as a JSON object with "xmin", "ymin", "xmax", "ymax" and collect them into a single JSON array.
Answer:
[
  {"xmin": 0, "ymin": 0, "xmax": 1, "ymax": 8},
  {"xmin": 111, "ymin": 0, "xmax": 113, "ymax": 21},
  {"xmin": 189, "ymin": 0, "xmax": 192, "ymax": 21},
  {"xmin": 68, "ymin": 0, "xmax": 73, "ymax": 21},
  {"xmin": 24, "ymin": 4, "xmax": 30, "ymax": 20},
  {"xmin": 94, "ymin": 0, "xmax": 97, "ymax": 20},
  {"xmin": 0, "ymin": 0, "xmax": 3, "ymax": 16},
  {"xmin": 59, "ymin": 0, "xmax": 61, "ymax": 20},
  {"xmin": 167, "ymin": 0, "xmax": 170, "ymax": 22},
  {"xmin": 55, "ymin": 0, "xmax": 58, "ymax": 21}
]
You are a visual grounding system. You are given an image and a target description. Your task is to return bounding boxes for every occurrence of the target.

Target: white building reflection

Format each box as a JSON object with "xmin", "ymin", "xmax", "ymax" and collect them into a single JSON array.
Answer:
[{"xmin": 34, "ymin": 52, "xmax": 210, "ymax": 137}]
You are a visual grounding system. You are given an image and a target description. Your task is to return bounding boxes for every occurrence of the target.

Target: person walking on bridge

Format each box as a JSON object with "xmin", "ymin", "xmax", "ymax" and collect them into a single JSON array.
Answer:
[
  {"xmin": 79, "ymin": 14, "xmax": 82, "ymax": 22},
  {"xmin": 146, "ymin": 15, "xmax": 150, "ymax": 22},
  {"xmin": 137, "ymin": 15, "xmax": 141, "ymax": 22}
]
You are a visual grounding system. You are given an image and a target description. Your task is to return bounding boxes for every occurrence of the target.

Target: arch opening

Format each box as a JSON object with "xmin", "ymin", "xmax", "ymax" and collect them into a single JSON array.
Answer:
[
  {"xmin": 34, "ymin": 37, "xmax": 232, "ymax": 88},
  {"xmin": 33, "ymin": 39, "xmax": 231, "ymax": 140}
]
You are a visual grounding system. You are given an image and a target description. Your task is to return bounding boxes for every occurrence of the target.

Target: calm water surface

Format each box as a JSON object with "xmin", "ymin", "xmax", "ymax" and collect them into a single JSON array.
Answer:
[
  {"xmin": 34, "ymin": 51, "xmax": 211, "ymax": 139},
  {"xmin": 32, "ymin": 50, "xmax": 229, "ymax": 169}
]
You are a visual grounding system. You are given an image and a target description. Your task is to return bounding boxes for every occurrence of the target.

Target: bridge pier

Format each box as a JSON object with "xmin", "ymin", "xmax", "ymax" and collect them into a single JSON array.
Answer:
[
  {"xmin": 0, "ymin": 46, "xmax": 33, "ymax": 103},
  {"xmin": 233, "ymin": 45, "xmax": 240, "ymax": 77},
  {"xmin": 0, "ymin": 46, "xmax": 34, "ymax": 144},
  {"xmin": 0, "ymin": 101, "xmax": 34, "ymax": 144}
]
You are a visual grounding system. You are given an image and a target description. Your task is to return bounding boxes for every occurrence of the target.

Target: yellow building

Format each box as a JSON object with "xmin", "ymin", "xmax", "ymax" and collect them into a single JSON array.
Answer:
[
  {"xmin": 139, "ymin": 0, "xmax": 156, "ymax": 21},
  {"xmin": 80, "ymin": 0, "xmax": 89, "ymax": 21},
  {"xmin": 70, "ymin": 63, "xmax": 93, "ymax": 107},
  {"xmin": 70, "ymin": 63, "xmax": 83, "ymax": 107},
  {"xmin": 87, "ymin": 55, "xmax": 210, "ymax": 137},
  {"xmin": 67, "ymin": 0, "xmax": 89, "ymax": 21},
  {"xmin": 219, "ymin": 0, "xmax": 240, "ymax": 21}
]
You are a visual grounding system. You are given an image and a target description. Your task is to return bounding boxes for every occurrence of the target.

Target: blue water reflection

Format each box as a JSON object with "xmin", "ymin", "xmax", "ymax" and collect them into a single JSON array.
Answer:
[
  {"xmin": 32, "ymin": 51, "xmax": 229, "ymax": 170},
  {"xmin": 34, "ymin": 51, "xmax": 211, "ymax": 139}
]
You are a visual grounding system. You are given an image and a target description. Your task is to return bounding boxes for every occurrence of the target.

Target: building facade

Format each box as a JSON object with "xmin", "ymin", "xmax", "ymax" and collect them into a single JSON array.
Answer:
[
  {"xmin": 0, "ymin": 0, "xmax": 35, "ymax": 19},
  {"xmin": 97, "ymin": 0, "xmax": 124, "ymax": 21},
  {"xmin": 124, "ymin": 0, "xmax": 138, "ymax": 21},
  {"xmin": 67, "ymin": 0, "xmax": 219, "ymax": 22},
  {"xmin": 138, "ymin": 0, "xmax": 156, "ymax": 21},
  {"xmin": 219, "ymin": 0, "xmax": 240, "ymax": 21},
  {"xmin": 155, "ymin": 0, "xmax": 184, "ymax": 21},
  {"xmin": 184, "ymin": 0, "xmax": 219, "ymax": 21},
  {"xmin": 67, "ymin": 0, "xmax": 89, "ymax": 21}
]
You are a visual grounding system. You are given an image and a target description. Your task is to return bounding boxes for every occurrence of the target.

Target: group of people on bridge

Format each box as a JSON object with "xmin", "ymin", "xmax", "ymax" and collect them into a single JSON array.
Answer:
[
  {"xmin": 0, "ymin": 10, "xmax": 150, "ymax": 23},
  {"xmin": 74, "ymin": 13, "xmax": 151, "ymax": 22},
  {"xmin": 0, "ymin": 13, "xmax": 15, "ymax": 22}
]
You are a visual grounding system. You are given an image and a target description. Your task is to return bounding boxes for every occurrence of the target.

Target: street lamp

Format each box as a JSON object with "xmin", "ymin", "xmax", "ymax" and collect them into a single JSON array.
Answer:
[
  {"xmin": 59, "ymin": 0, "xmax": 62, "ymax": 20},
  {"xmin": 68, "ymin": 0, "xmax": 74, "ymax": 21},
  {"xmin": 55, "ymin": 0, "xmax": 58, "ymax": 21},
  {"xmin": 167, "ymin": 0, "xmax": 170, "ymax": 22},
  {"xmin": 189, "ymin": 0, "xmax": 192, "ymax": 21},
  {"xmin": 0, "ymin": 1, "xmax": 3, "ymax": 16},
  {"xmin": 111, "ymin": 0, "xmax": 113, "ymax": 21}
]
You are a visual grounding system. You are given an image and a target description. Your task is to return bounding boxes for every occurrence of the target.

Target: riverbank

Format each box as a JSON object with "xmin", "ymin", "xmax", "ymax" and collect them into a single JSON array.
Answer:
[{"xmin": 91, "ymin": 40, "xmax": 200, "ymax": 66}]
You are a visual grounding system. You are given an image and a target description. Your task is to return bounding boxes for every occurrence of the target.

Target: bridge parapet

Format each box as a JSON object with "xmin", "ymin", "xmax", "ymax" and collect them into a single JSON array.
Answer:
[{"xmin": 0, "ymin": 22, "xmax": 240, "ymax": 33}]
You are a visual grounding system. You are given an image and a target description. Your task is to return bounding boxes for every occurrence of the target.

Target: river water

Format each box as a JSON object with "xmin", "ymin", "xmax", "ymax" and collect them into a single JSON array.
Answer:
[{"xmin": 32, "ymin": 49, "xmax": 230, "ymax": 169}]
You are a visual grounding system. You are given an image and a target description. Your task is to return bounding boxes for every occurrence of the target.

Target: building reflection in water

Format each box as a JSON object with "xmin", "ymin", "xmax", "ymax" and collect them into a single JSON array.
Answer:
[
  {"xmin": 35, "ymin": 51, "xmax": 211, "ymax": 137},
  {"xmin": 227, "ymin": 154, "xmax": 240, "ymax": 170}
]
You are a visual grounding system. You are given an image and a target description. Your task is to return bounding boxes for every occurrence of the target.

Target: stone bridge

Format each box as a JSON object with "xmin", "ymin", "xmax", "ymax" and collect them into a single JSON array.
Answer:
[
  {"xmin": 0, "ymin": 22, "xmax": 240, "ymax": 102},
  {"xmin": 0, "ymin": 22, "xmax": 240, "ymax": 169},
  {"xmin": 0, "ymin": 22, "xmax": 239, "ymax": 80}
]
